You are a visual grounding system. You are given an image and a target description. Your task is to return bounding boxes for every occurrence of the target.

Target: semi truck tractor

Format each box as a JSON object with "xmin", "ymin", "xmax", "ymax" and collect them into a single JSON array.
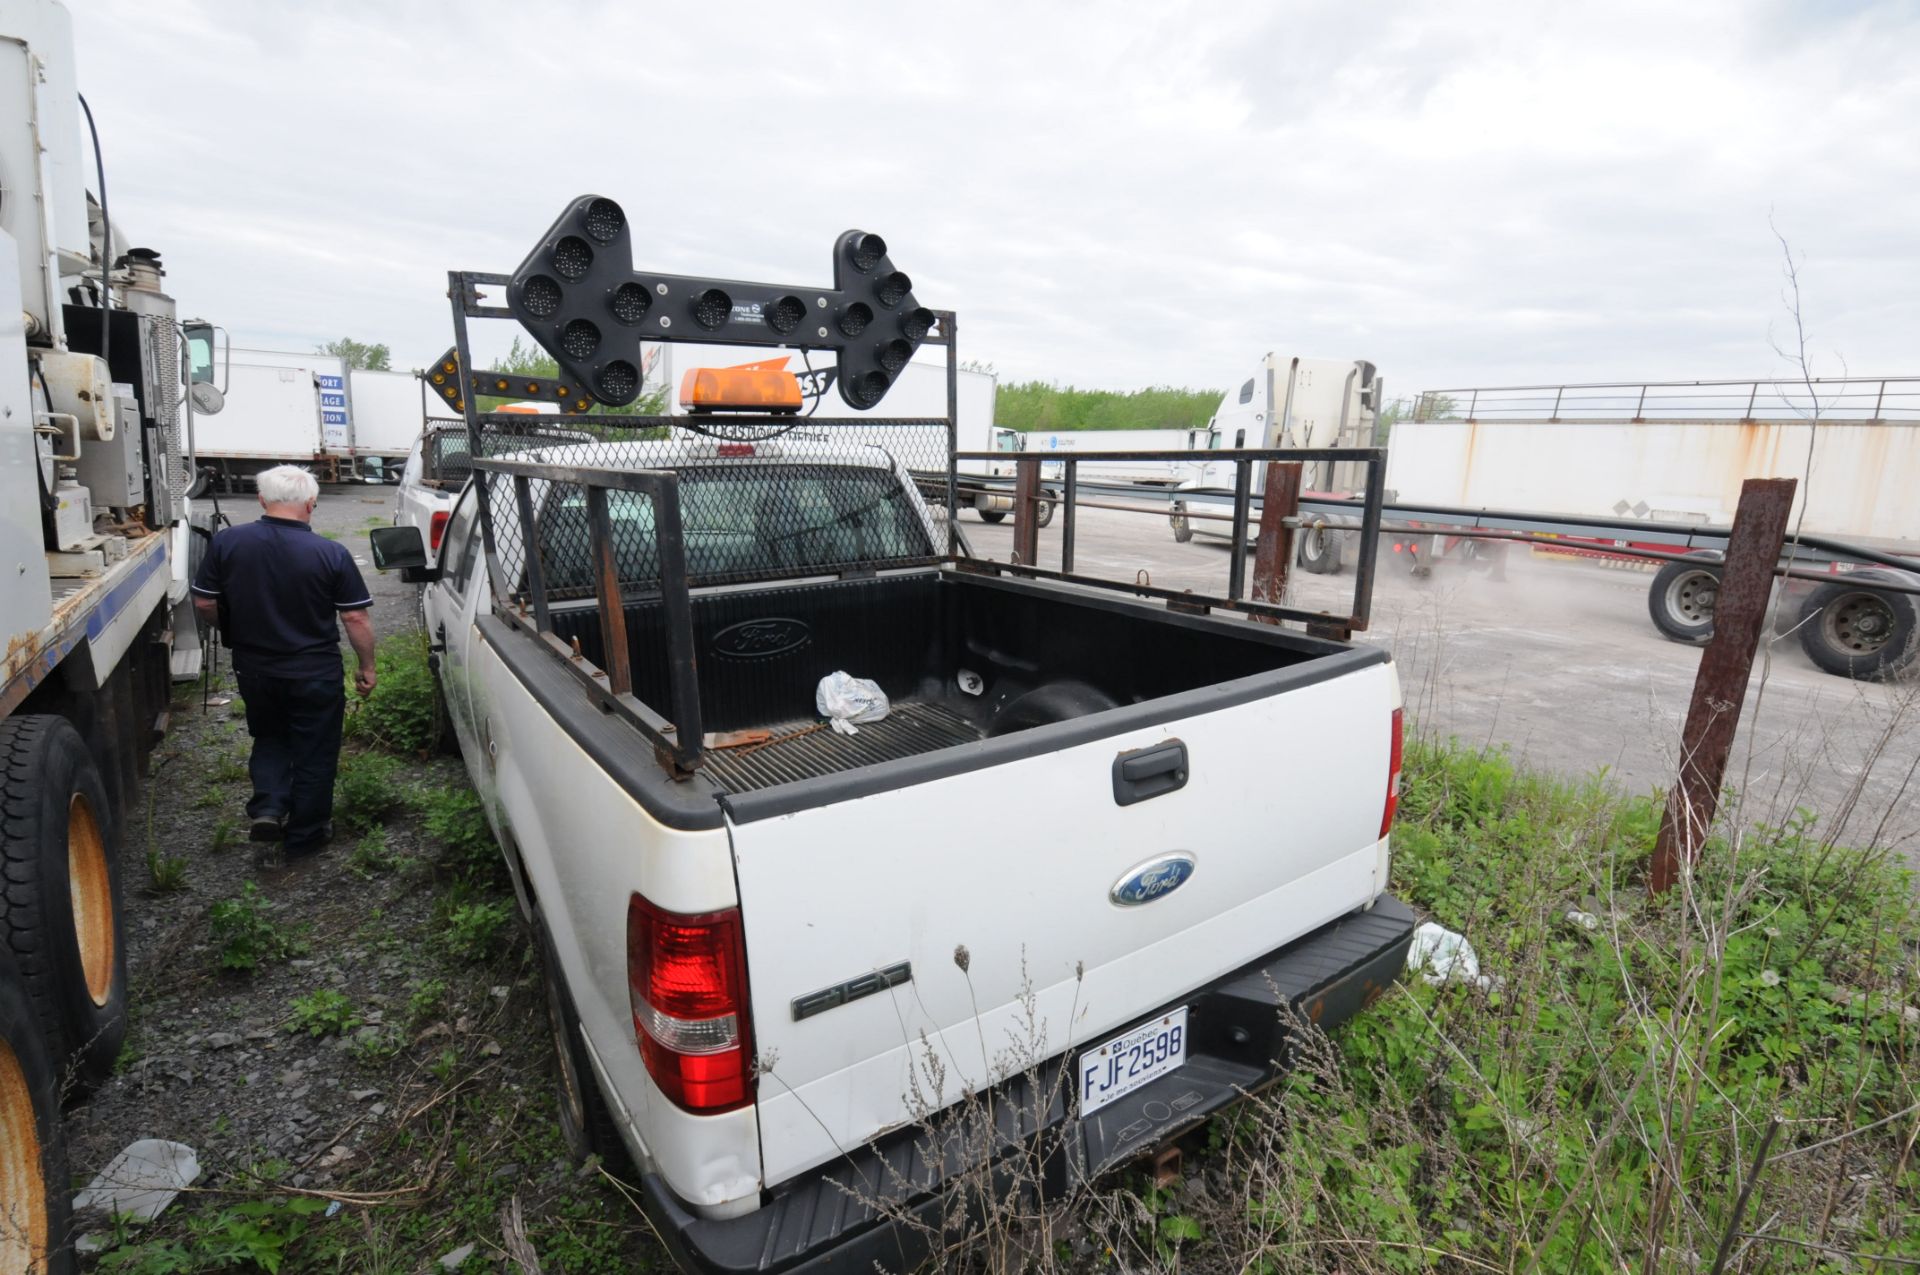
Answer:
[{"xmin": 1, "ymin": 3, "xmax": 220, "ymax": 1266}]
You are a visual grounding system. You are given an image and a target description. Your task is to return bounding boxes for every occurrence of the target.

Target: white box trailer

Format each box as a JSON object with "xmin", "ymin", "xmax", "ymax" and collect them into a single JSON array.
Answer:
[{"xmin": 198, "ymin": 348, "xmax": 459, "ymax": 486}]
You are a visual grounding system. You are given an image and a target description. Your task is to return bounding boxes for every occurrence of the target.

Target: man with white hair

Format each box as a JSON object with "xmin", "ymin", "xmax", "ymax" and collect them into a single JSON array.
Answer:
[{"xmin": 191, "ymin": 465, "xmax": 377, "ymax": 858}]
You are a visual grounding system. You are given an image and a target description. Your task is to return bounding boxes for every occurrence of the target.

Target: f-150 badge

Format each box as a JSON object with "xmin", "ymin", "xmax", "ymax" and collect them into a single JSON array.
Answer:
[{"xmin": 1110, "ymin": 854, "xmax": 1196, "ymax": 906}]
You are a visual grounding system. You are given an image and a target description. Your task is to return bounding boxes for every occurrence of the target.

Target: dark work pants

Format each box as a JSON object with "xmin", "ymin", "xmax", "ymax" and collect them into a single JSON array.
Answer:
[{"xmin": 236, "ymin": 673, "xmax": 346, "ymax": 850}]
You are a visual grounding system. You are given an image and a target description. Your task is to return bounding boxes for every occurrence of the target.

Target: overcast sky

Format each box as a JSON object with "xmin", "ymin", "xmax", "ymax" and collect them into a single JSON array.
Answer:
[{"xmin": 70, "ymin": 0, "xmax": 1920, "ymax": 402}]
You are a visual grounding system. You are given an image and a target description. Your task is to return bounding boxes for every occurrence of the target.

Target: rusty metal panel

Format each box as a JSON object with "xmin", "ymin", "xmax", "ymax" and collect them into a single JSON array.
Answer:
[
  {"xmin": 1649, "ymin": 477, "xmax": 1796, "ymax": 895},
  {"xmin": 1250, "ymin": 462, "xmax": 1303, "ymax": 622},
  {"xmin": 1012, "ymin": 455, "xmax": 1041, "ymax": 566}
]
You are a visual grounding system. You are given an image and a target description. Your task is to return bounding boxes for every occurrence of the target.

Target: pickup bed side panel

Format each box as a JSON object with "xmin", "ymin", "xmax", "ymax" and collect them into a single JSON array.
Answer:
[
  {"xmin": 465, "ymin": 631, "xmax": 763, "ymax": 1210},
  {"xmin": 729, "ymin": 660, "xmax": 1399, "ymax": 1189}
]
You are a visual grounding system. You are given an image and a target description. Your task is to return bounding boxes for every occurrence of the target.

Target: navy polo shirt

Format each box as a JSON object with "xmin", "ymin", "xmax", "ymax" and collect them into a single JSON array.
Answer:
[{"xmin": 191, "ymin": 515, "xmax": 373, "ymax": 679}]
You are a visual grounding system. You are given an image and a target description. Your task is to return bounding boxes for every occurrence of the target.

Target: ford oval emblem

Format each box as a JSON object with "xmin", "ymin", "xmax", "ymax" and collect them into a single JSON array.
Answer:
[
  {"xmin": 1110, "ymin": 853, "xmax": 1196, "ymax": 907},
  {"xmin": 712, "ymin": 617, "xmax": 811, "ymax": 660}
]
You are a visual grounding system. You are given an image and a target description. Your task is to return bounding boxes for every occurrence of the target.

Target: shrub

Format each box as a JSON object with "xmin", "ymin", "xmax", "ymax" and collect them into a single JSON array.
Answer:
[
  {"xmin": 345, "ymin": 631, "xmax": 440, "ymax": 754},
  {"xmin": 289, "ymin": 988, "xmax": 360, "ymax": 1038},
  {"xmin": 415, "ymin": 785, "xmax": 498, "ymax": 882},
  {"xmin": 333, "ymin": 751, "xmax": 401, "ymax": 836},
  {"xmin": 209, "ymin": 883, "xmax": 305, "ymax": 972},
  {"xmin": 438, "ymin": 899, "xmax": 512, "ymax": 963}
]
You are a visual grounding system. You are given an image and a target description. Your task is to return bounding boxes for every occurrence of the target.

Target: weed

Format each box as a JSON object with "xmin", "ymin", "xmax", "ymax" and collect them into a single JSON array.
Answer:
[
  {"xmin": 334, "ymin": 750, "xmax": 401, "ymax": 836},
  {"xmin": 208, "ymin": 883, "xmax": 306, "ymax": 972},
  {"xmin": 95, "ymin": 1197, "xmax": 330, "ymax": 1273},
  {"xmin": 438, "ymin": 898, "xmax": 512, "ymax": 963},
  {"xmin": 318, "ymin": 528, "xmax": 341, "ymax": 540},
  {"xmin": 428, "ymin": 1046, "xmax": 459, "ymax": 1081},
  {"xmin": 350, "ymin": 1027, "xmax": 403, "ymax": 1064},
  {"xmin": 190, "ymin": 789, "xmax": 224, "ymax": 810},
  {"xmin": 406, "ymin": 977, "xmax": 447, "ymax": 1025},
  {"xmin": 209, "ymin": 750, "xmax": 248, "ymax": 784},
  {"xmin": 345, "ymin": 631, "xmax": 441, "ymax": 754},
  {"xmin": 209, "ymin": 817, "xmax": 238, "ymax": 853},
  {"xmin": 145, "ymin": 849, "xmax": 189, "ymax": 893},
  {"xmin": 289, "ymin": 987, "xmax": 360, "ymax": 1038},
  {"xmin": 347, "ymin": 824, "xmax": 403, "ymax": 878},
  {"xmin": 415, "ymin": 785, "xmax": 498, "ymax": 881}
]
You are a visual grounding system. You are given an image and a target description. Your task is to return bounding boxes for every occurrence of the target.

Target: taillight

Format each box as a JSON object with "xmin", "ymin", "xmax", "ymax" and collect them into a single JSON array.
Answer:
[
  {"xmin": 627, "ymin": 895, "xmax": 753, "ymax": 1113},
  {"xmin": 429, "ymin": 510, "xmax": 451, "ymax": 551},
  {"xmin": 1380, "ymin": 707, "xmax": 1404, "ymax": 839}
]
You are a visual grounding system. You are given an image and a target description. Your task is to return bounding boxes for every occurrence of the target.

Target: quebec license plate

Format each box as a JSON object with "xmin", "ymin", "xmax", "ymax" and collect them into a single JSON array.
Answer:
[{"xmin": 1078, "ymin": 1007, "xmax": 1188, "ymax": 1115}]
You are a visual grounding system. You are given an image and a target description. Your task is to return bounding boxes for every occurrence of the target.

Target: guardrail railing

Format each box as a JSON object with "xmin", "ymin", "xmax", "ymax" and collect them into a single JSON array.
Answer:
[{"xmin": 1412, "ymin": 376, "xmax": 1920, "ymax": 424}]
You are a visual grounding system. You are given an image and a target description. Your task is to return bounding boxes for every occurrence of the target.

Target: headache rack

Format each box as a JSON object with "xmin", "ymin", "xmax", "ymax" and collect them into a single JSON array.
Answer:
[{"xmin": 445, "ymin": 195, "xmax": 1388, "ymax": 779}]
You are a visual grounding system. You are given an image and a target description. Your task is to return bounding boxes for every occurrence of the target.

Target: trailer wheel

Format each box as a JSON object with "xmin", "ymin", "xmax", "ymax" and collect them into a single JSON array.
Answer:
[
  {"xmin": 1169, "ymin": 502, "xmax": 1193, "ymax": 544},
  {"xmin": 1797, "ymin": 580, "xmax": 1920, "ymax": 681},
  {"xmin": 532, "ymin": 909, "xmax": 630, "ymax": 1173},
  {"xmin": 0, "ymin": 716, "xmax": 129, "ymax": 1098},
  {"xmin": 1648, "ymin": 557, "xmax": 1722, "ymax": 645},
  {"xmin": 0, "ymin": 950, "xmax": 74, "ymax": 1275},
  {"xmin": 977, "ymin": 509, "xmax": 1006, "ymax": 524},
  {"xmin": 1299, "ymin": 524, "xmax": 1343, "ymax": 575}
]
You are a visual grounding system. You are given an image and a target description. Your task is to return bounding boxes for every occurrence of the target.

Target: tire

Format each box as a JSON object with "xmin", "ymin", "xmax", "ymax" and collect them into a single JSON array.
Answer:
[
  {"xmin": 0, "ymin": 716, "xmax": 129, "ymax": 1099},
  {"xmin": 1796, "ymin": 578, "xmax": 1920, "ymax": 681},
  {"xmin": 977, "ymin": 509, "xmax": 1006, "ymax": 525},
  {"xmin": 1299, "ymin": 524, "xmax": 1342, "ymax": 575},
  {"xmin": 1648, "ymin": 556, "xmax": 1723, "ymax": 645},
  {"xmin": 0, "ymin": 951, "xmax": 75, "ymax": 1274},
  {"xmin": 532, "ymin": 910, "xmax": 630, "ymax": 1173},
  {"xmin": 1034, "ymin": 498, "xmax": 1056, "ymax": 530},
  {"xmin": 1169, "ymin": 502, "xmax": 1193, "ymax": 545}
]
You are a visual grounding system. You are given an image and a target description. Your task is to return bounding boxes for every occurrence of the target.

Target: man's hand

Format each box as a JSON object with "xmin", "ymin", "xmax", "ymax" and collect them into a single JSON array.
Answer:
[{"xmin": 341, "ymin": 608, "xmax": 377, "ymax": 698}]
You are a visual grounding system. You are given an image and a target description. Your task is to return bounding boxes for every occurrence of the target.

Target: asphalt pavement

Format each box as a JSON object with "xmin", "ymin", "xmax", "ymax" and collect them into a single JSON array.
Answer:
[{"xmin": 294, "ymin": 486, "xmax": 1920, "ymax": 860}]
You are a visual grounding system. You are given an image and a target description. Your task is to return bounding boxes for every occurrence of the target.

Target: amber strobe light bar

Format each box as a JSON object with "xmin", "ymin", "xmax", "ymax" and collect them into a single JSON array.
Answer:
[{"xmin": 505, "ymin": 195, "xmax": 934, "ymax": 411}]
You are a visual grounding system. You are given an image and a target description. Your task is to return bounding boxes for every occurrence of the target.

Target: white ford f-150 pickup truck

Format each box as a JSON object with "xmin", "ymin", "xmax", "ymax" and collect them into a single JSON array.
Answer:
[{"xmin": 370, "ymin": 201, "xmax": 1414, "ymax": 1274}]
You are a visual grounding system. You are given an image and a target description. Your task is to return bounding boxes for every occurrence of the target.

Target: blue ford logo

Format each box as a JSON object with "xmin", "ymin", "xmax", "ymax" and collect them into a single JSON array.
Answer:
[{"xmin": 1110, "ymin": 854, "xmax": 1196, "ymax": 907}]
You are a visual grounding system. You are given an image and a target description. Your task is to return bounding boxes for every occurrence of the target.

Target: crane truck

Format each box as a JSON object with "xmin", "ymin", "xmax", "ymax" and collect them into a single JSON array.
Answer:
[{"xmin": 1, "ymin": 3, "xmax": 221, "ymax": 1267}]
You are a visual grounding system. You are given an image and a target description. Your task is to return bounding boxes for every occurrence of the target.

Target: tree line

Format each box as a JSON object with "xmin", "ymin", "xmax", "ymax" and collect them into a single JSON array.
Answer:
[{"xmin": 995, "ymin": 381, "xmax": 1223, "ymax": 433}]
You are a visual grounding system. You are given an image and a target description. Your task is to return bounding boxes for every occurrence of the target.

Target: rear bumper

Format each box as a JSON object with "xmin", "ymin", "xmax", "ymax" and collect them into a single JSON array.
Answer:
[{"xmin": 640, "ymin": 894, "xmax": 1418, "ymax": 1275}]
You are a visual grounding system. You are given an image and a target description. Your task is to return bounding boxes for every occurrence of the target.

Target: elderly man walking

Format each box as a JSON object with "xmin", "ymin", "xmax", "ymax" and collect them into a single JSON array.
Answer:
[{"xmin": 191, "ymin": 466, "xmax": 377, "ymax": 858}]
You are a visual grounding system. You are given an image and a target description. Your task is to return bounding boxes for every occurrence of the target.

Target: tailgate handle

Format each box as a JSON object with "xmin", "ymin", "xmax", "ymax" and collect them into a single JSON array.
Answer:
[{"xmin": 1113, "ymin": 739, "xmax": 1188, "ymax": 806}]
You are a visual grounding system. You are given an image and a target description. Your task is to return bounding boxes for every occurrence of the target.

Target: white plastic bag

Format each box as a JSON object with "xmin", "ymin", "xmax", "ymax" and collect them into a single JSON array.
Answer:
[
  {"xmin": 816, "ymin": 671, "xmax": 890, "ymax": 735},
  {"xmin": 1406, "ymin": 921, "xmax": 1483, "ymax": 987}
]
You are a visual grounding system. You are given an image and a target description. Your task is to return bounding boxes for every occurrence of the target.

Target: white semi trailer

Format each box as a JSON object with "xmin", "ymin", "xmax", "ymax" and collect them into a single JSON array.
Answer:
[{"xmin": 2, "ymin": 2, "xmax": 222, "ymax": 1266}]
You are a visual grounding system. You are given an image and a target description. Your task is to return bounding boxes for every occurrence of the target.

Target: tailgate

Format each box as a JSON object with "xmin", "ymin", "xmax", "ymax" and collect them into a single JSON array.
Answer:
[{"xmin": 726, "ymin": 656, "xmax": 1399, "ymax": 1188}]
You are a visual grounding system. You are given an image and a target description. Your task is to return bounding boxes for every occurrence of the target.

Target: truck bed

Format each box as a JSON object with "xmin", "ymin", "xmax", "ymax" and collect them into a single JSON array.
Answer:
[{"xmin": 541, "ymin": 568, "xmax": 1357, "ymax": 798}]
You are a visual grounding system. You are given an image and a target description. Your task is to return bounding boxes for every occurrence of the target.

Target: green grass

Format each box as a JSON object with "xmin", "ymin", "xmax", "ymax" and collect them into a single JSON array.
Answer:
[
  {"xmin": 333, "ymin": 750, "xmax": 402, "ymax": 836},
  {"xmin": 208, "ymin": 883, "xmax": 307, "ymax": 973},
  {"xmin": 1099, "ymin": 740, "xmax": 1920, "ymax": 1272},
  {"xmin": 997, "ymin": 380, "xmax": 1224, "ymax": 432},
  {"xmin": 289, "ymin": 988, "xmax": 361, "ymax": 1038}
]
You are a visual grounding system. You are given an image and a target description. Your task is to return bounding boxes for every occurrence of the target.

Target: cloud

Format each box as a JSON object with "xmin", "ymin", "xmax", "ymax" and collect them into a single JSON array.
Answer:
[{"xmin": 70, "ymin": 0, "xmax": 1920, "ymax": 402}]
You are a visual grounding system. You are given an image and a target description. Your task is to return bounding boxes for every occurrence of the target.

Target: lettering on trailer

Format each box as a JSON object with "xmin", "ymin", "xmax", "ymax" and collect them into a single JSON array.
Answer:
[{"xmin": 317, "ymin": 372, "xmax": 351, "ymax": 448}]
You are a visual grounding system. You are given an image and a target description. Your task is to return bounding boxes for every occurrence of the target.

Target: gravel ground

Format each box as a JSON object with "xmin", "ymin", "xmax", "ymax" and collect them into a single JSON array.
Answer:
[{"xmin": 62, "ymin": 488, "xmax": 658, "ymax": 1270}]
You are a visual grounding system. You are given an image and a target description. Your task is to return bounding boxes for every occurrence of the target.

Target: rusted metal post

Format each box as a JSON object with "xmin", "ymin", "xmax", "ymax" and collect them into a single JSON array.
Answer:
[
  {"xmin": 1648, "ymin": 477, "xmax": 1796, "ymax": 896},
  {"xmin": 585, "ymin": 484, "xmax": 633, "ymax": 697},
  {"xmin": 1012, "ymin": 455, "xmax": 1040, "ymax": 566},
  {"xmin": 1249, "ymin": 462, "xmax": 1303, "ymax": 623}
]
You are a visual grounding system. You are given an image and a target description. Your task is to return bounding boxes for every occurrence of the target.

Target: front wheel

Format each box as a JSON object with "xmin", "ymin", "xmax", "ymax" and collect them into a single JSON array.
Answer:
[
  {"xmin": 1797, "ymin": 581, "xmax": 1920, "ymax": 680},
  {"xmin": 1169, "ymin": 501, "xmax": 1193, "ymax": 544},
  {"xmin": 1033, "ymin": 498, "xmax": 1055, "ymax": 530},
  {"xmin": 1648, "ymin": 557, "xmax": 1722, "ymax": 645}
]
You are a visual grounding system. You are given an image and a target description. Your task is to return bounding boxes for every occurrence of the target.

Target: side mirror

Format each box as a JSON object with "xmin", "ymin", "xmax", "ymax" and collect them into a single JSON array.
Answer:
[{"xmin": 368, "ymin": 525, "xmax": 438, "ymax": 582}]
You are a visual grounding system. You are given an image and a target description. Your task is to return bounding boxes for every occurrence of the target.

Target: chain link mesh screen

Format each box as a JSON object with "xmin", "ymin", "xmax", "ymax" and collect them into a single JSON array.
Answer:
[{"xmin": 470, "ymin": 414, "xmax": 954, "ymax": 602}]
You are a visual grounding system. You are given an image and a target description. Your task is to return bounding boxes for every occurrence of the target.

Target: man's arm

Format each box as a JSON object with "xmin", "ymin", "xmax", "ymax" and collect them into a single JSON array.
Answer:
[
  {"xmin": 341, "ymin": 609, "xmax": 377, "ymax": 697},
  {"xmin": 192, "ymin": 595, "xmax": 219, "ymax": 628}
]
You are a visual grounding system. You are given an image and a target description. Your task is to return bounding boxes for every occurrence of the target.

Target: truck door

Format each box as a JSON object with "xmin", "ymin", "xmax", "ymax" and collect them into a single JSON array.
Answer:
[{"xmin": 422, "ymin": 484, "xmax": 484, "ymax": 756}]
